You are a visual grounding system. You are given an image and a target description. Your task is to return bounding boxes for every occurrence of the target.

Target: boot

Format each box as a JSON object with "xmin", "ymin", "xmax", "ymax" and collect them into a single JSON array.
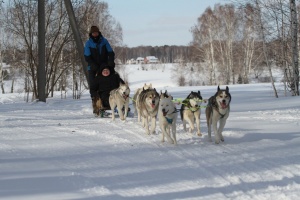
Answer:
[{"xmin": 92, "ymin": 97, "xmax": 99, "ymax": 117}]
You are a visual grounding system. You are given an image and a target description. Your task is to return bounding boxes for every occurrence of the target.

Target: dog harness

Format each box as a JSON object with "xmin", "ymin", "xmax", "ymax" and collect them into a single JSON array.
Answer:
[{"xmin": 165, "ymin": 117, "xmax": 173, "ymax": 124}]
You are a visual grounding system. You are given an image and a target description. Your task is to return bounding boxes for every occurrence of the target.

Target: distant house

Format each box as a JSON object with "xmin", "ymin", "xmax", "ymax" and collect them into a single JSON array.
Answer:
[
  {"xmin": 144, "ymin": 56, "xmax": 159, "ymax": 64},
  {"xmin": 126, "ymin": 58, "xmax": 136, "ymax": 64},
  {"xmin": 136, "ymin": 57, "xmax": 144, "ymax": 64}
]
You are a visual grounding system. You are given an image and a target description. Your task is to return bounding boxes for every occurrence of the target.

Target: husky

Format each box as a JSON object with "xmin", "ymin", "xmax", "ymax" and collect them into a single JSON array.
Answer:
[
  {"xmin": 137, "ymin": 88, "xmax": 159, "ymax": 135},
  {"xmin": 158, "ymin": 93, "xmax": 178, "ymax": 145},
  {"xmin": 180, "ymin": 91, "xmax": 204, "ymax": 136},
  {"xmin": 206, "ymin": 86, "xmax": 231, "ymax": 144},
  {"xmin": 109, "ymin": 83, "xmax": 130, "ymax": 121},
  {"xmin": 133, "ymin": 83, "xmax": 153, "ymax": 120}
]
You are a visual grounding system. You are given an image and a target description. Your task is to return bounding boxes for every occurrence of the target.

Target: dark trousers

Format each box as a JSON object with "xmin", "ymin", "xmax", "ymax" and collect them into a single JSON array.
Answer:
[{"xmin": 89, "ymin": 70, "xmax": 97, "ymax": 98}]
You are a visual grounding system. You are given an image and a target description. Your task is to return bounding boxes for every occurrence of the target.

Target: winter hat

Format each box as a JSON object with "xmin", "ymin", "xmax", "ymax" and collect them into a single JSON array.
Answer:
[{"xmin": 90, "ymin": 26, "xmax": 99, "ymax": 34}]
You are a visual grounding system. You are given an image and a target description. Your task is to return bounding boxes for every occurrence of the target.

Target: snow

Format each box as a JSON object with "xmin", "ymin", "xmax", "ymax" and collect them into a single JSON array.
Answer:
[{"xmin": 0, "ymin": 64, "xmax": 300, "ymax": 200}]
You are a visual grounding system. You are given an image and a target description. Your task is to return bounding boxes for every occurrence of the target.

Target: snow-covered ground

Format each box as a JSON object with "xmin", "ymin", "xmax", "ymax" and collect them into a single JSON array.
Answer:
[{"xmin": 0, "ymin": 64, "xmax": 300, "ymax": 200}]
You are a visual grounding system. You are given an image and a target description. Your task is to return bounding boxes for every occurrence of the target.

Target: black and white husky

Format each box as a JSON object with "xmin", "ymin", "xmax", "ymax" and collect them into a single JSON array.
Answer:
[
  {"xmin": 133, "ymin": 83, "xmax": 153, "ymax": 120},
  {"xmin": 109, "ymin": 83, "xmax": 130, "ymax": 121},
  {"xmin": 206, "ymin": 86, "xmax": 231, "ymax": 144},
  {"xmin": 137, "ymin": 88, "xmax": 160, "ymax": 135},
  {"xmin": 158, "ymin": 91, "xmax": 177, "ymax": 144},
  {"xmin": 180, "ymin": 91, "xmax": 204, "ymax": 136}
]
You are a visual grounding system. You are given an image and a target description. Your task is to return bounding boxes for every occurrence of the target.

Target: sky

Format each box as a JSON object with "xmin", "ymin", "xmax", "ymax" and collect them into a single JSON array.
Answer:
[
  {"xmin": 104, "ymin": 0, "xmax": 226, "ymax": 47},
  {"xmin": 1, "ymin": 63, "xmax": 300, "ymax": 199}
]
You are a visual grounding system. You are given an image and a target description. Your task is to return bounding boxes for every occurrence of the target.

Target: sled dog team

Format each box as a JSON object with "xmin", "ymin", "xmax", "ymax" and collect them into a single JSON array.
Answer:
[{"xmin": 105, "ymin": 82, "xmax": 231, "ymax": 145}]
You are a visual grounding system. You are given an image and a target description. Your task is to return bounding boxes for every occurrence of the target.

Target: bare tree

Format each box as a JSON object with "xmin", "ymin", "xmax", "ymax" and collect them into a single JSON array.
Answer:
[
  {"xmin": 255, "ymin": 0, "xmax": 278, "ymax": 97},
  {"xmin": 290, "ymin": 0, "xmax": 299, "ymax": 95},
  {"xmin": 191, "ymin": 7, "xmax": 218, "ymax": 85}
]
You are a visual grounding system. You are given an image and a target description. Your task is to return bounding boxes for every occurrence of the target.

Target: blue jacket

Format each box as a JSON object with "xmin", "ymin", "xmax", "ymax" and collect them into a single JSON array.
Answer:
[{"xmin": 84, "ymin": 35, "xmax": 115, "ymax": 71}]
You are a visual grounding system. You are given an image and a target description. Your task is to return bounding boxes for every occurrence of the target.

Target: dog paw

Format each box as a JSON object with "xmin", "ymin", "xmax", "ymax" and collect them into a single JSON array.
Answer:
[
  {"xmin": 168, "ymin": 138, "xmax": 174, "ymax": 144},
  {"xmin": 197, "ymin": 132, "xmax": 202, "ymax": 136}
]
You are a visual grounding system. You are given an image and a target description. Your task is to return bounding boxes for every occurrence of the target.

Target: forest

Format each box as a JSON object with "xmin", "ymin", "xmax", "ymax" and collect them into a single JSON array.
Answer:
[{"xmin": 0, "ymin": 0, "xmax": 299, "ymax": 99}]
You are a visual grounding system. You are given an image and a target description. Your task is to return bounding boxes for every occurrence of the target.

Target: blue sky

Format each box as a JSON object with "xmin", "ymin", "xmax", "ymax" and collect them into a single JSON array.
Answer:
[{"xmin": 105, "ymin": 0, "xmax": 226, "ymax": 47}]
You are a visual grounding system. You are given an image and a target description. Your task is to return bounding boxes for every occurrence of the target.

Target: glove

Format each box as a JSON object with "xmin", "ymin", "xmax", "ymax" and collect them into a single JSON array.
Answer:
[{"xmin": 107, "ymin": 60, "xmax": 115, "ymax": 68}]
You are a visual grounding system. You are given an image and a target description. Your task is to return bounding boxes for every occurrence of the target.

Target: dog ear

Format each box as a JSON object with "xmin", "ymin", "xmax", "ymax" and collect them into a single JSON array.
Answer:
[
  {"xmin": 218, "ymin": 85, "xmax": 220, "ymax": 91},
  {"xmin": 211, "ymin": 96, "xmax": 216, "ymax": 104},
  {"xmin": 198, "ymin": 90, "xmax": 201, "ymax": 96},
  {"xmin": 226, "ymin": 86, "xmax": 229, "ymax": 92}
]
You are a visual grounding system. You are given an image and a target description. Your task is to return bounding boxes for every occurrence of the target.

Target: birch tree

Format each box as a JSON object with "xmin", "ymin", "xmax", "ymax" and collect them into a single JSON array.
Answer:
[
  {"xmin": 191, "ymin": 7, "xmax": 218, "ymax": 85},
  {"xmin": 289, "ymin": 0, "xmax": 299, "ymax": 95},
  {"xmin": 255, "ymin": 0, "xmax": 278, "ymax": 97}
]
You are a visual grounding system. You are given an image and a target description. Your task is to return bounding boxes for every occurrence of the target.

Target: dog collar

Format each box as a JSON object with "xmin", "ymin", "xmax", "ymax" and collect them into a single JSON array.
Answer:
[{"xmin": 165, "ymin": 117, "xmax": 173, "ymax": 124}]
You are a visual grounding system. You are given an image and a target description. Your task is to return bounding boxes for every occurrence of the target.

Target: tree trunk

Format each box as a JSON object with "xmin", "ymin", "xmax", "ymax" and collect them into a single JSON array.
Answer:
[
  {"xmin": 290, "ymin": 0, "xmax": 299, "ymax": 96},
  {"xmin": 256, "ymin": 0, "xmax": 278, "ymax": 98}
]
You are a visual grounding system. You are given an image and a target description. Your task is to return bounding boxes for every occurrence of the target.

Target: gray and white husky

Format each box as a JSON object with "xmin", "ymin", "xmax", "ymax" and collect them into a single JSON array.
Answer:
[
  {"xmin": 133, "ymin": 83, "xmax": 153, "ymax": 120},
  {"xmin": 137, "ymin": 88, "xmax": 159, "ymax": 135},
  {"xmin": 109, "ymin": 83, "xmax": 130, "ymax": 121},
  {"xmin": 206, "ymin": 86, "xmax": 231, "ymax": 144},
  {"xmin": 158, "ymin": 92, "xmax": 178, "ymax": 144},
  {"xmin": 180, "ymin": 91, "xmax": 204, "ymax": 136}
]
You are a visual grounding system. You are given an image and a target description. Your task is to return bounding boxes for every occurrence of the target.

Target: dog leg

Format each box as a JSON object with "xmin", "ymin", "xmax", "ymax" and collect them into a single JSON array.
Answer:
[
  {"xmin": 144, "ymin": 116, "xmax": 150, "ymax": 135},
  {"xmin": 218, "ymin": 119, "xmax": 227, "ymax": 142},
  {"xmin": 124, "ymin": 100, "xmax": 129, "ymax": 120},
  {"xmin": 212, "ymin": 117, "xmax": 220, "ymax": 144},
  {"xmin": 194, "ymin": 112, "xmax": 202, "ymax": 136},
  {"xmin": 160, "ymin": 124, "xmax": 166, "ymax": 142},
  {"xmin": 141, "ymin": 116, "xmax": 146, "ymax": 127},
  {"xmin": 117, "ymin": 102, "xmax": 124, "ymax": 121},
  {"xmin": 166, "ymin": 125, "xmax": 174, "ymax": 144},
  {"xmin": 133, "ymin": 102, "xmax": 137, "ymax": 116},
  {"xmin": 150, "ymin": 116, "xmax": 156, "ymax": 135},
  {"xmin": 206, "ymin": 108, "xmax": 213, "ymax": 142},
  {"xmin": 171, "ymin": 123, "xmax": 177, "ymax": 145},
  {"xmin": 186, "ymin": 118, "xmax": 195, "ymax": 133},
  {"xmin": 161, "ymin": 124, "xmax": 174, "ymax": 144},
  {"xmin": 137, "ymin": 107, "xmax": 141, "ymax": 122},
  {"xmin": 183, "ymin": 119, "xmax": 187, "ymax": 132},
  {"xmin": 109, "ymin": 98, "xmax": 115, "ymax": 121},
  {"xmin": 207, "ymin": 122, "xmax": 212, "ymax": 142}
]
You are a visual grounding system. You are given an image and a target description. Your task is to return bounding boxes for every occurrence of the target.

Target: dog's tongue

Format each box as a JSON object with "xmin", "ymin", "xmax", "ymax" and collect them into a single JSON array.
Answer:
[
  {"xmin": 151, "ymin": 103, "xmax": 155, "ymax": 108},
  {"xmin": 221, "ymin": 102, "xmax": 227, "ymax": 109}
]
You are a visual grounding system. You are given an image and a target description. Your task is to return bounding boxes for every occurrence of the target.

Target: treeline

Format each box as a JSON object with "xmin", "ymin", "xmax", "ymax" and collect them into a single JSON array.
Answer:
[
  {"xmin": 189, "ymin": 1, "xmax": 299, "ymax": 96},
  {"xmin": 0, "ymin": 0, "xmax": 299, "ymax": 98},
  {"xmin": 0, "ymin": 0, "xmax": 122, "ymax": 99},
  {"xmin": 114, "ymin": 45, "xmax": 193, "ymax": 64}
]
